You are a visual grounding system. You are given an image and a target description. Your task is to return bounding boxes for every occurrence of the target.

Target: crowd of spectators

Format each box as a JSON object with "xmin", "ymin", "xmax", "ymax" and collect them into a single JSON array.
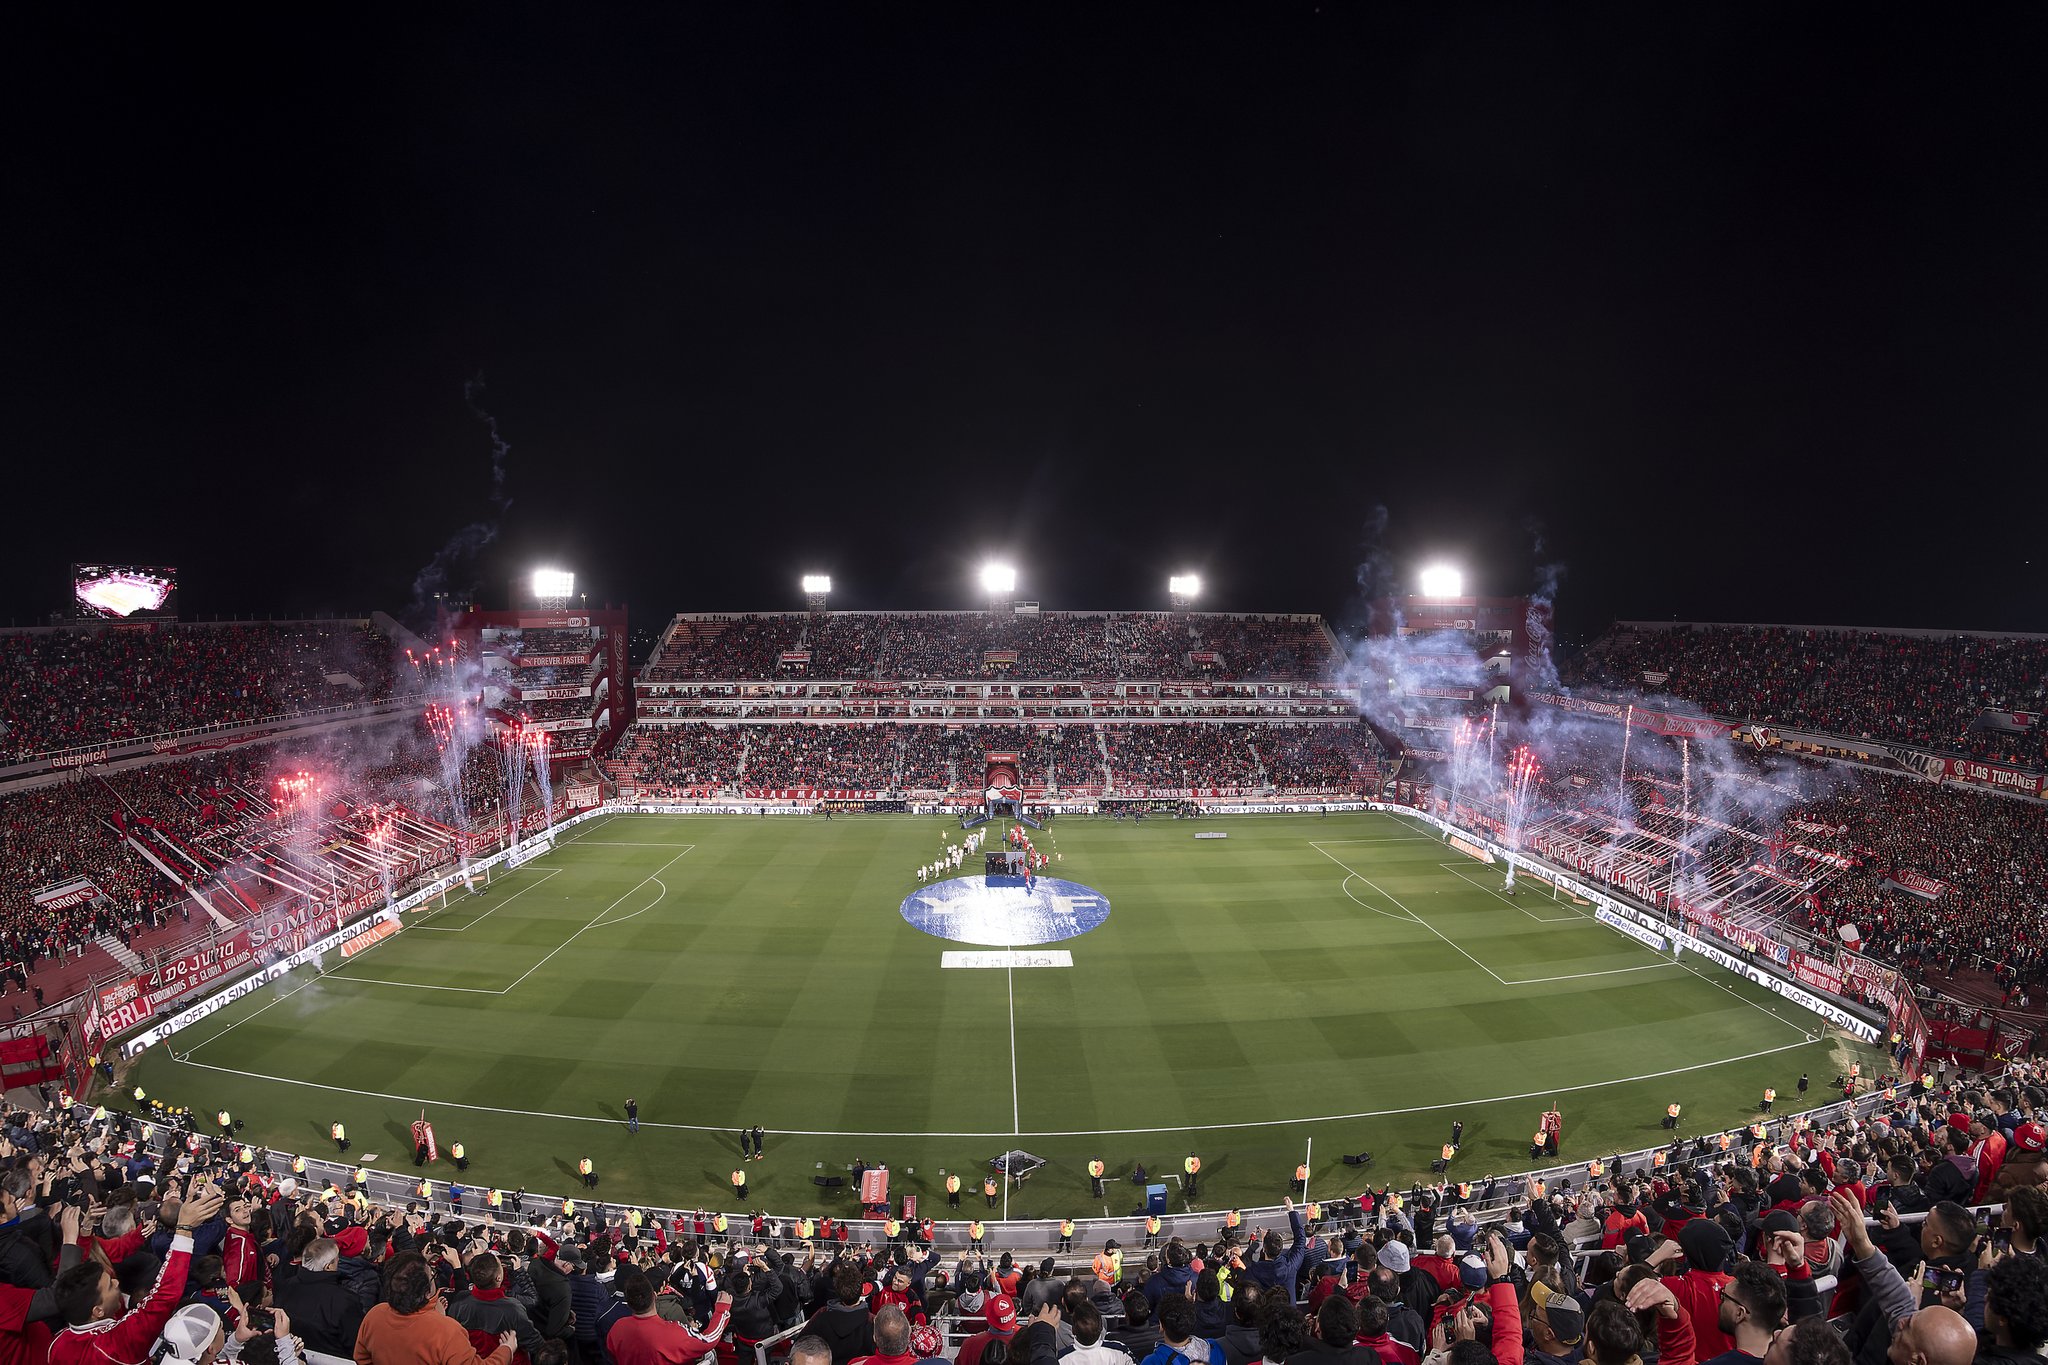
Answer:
[
  {"xmin": 0, "ymin": 777, "xmax": 178, "ymax": 980},
  {"xmin": 1571, "ymin": 627, "xmax": 2048, "ymax": 769},
  {"xmin": 504, "ymin": 629, "xmax": 597, "ymax": 658},
  {"xmin": 1785, "ymin": 775, "xmax": 2048, "ymax": 992},
  {"xmin": 608, "ymin": 723, "xmax": 1378, "ymax": 796},
  {"xmin": 0, "ymin": 623, "xmax": 398, "ymax": 764},
  {"xmin": 1255, "ymin": 727, "xmax": 1382, "ymax": 791},
  {"xmin": 1100, "ymin": 726, "xmax": 1261, "ymax": 791},
  {"xmin": 2, "ymin": 1063, "xmax": 2046, "ymax": 1365},
  {"xmin": 642, "ymin": 614, "xmax": 1342, "ymax": 684}
]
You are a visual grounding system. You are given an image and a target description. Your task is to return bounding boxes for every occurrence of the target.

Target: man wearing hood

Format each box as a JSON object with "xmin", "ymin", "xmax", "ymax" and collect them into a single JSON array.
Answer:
[
  {"xmin": 1973, "ymin": 1252, "xmax": 2048, "ymax": 1365},
  {"xmin": 334, "ymin": 1225, "xmax": 384, "ymax": 1311},
  {"xmin": 1922, "ymin": 1128, "xmax": 1977, "ymax": 1206},
  {"xmin": 1145, "ymin": 1246, "xmax": 1198, "ymax": 1309},
  {"xmin": 1659, "ymin": 1219, "xmax": 1734, "ymax": 1361}
]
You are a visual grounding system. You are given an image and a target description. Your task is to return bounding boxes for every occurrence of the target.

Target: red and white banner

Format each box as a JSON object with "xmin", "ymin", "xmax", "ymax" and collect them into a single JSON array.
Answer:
[
  {"xmin": 1789, "ymin": 950, "xmax": 1845, "ymax": 997},
  {"xmin": 51, "ymin": 750, "xmax": 110, "ymax": 770},
  {"xmin": 94, "ymin": 904, "xmax": 338, "ymax": 1031},
  {"xmin": 1406, "ymin": 686, "xmax": 1475, "ymax": 701},
  {"xmin": 1786, "ymin": 819, "xmax": 1848, "ymax": 838},
  {"xmin": 33, "ymin": 878, "xmax": 102, "ymax": 911},
  {"xmin": 513, "ymin": 613, "xmax": 591, "ymax": 629},
  {"xmin": 1887, "ymin": 868, "xmax": 1949, "ymax": 900},
  {"xmin": 516, "ymin": 685, "xmax": 592, "ymax": 701},
  {"xmin": 1838, "ymin": 953, "xmax": 1903, "ymax": 1010},
  {"xmin": 1929, "ymin": 756, "xmax": 2045, "ymax": 798},
  {"xmin": 1630, "ymin": 708, "xmax": 1732, "ymax": 740},
  {"xmin": 514, "ymin": 652, "xmax": 593, "ymax": 668},
  {"xmin": 1977, "ymin": 708, "xmax": 2042, "ymax": 734},
  {"xmin": 526, "ymin": 716, "xmax": 593, "ymax": 733},
  {"xmin": 1786, "ymin": 843, "xmax": 1855, "ymax": 870}
]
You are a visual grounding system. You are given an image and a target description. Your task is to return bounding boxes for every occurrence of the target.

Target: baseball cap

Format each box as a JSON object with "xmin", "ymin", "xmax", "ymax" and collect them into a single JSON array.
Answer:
[
  {"xmin": 1377, "ymin": 1241, "xmax": 1411, "ymax": 1273},
  {"xmin": 1530, "ymin": 1282, "xmax": 1584, "ymax": 1346},
  {"xmin": 159, "ymin": 1304, "xmax": 222, "ymax": 1362},
  {"xmin": 1457, "ymin": 1253, "xmax": 1487, "ymax": 1289},
  {"xmin": 910, "ymin": 1324, "xmax": 945, "ymax": 1359},
  {"xmin": 985, "ymin": 1295, "xmax": 1019, "ymax": 1333},
  {"xmin": 2013, "ymin": 1122, "xmax": 2048, "ymax": 1155},
  {"xmin": 1760, "ymin": 1210, "xmax": 1800, "ymax": 1235}
]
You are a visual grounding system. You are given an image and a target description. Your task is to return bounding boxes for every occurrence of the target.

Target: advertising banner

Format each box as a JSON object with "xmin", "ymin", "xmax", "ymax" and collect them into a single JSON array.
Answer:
[{"xmin": 33, "ymin": 878, "xmax": 102, "ymax": 911}]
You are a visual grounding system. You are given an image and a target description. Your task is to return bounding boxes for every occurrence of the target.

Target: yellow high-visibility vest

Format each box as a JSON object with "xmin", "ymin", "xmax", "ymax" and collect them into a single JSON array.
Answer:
[{"xmin": 946, "ymin": 1175, "xmax": 960, "ymax": 1193}]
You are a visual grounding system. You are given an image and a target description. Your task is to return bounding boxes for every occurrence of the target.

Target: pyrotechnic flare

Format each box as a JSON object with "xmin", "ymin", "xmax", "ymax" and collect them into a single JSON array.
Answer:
[{"xmin": 1502, "ymin": 744, "xmax": 1541, "ymax": 893}]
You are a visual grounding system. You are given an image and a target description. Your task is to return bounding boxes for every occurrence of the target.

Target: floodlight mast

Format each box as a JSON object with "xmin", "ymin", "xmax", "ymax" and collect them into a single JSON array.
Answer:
[
  {"xmin": 980, "ymin": 562, "xmax": 1017, "ymax": 614},
  {"xmin": 1417, "ymin": 565, "xmax": 1464, "ymax": 599},
  {"xmin": 1168, "ymin": 574, "xmax": 1201, "ymax": 612},
  {"xmin": 801, "ymin": 574, "xmax": 832, "ymax": 614},
  {"xmin": 532, "ymin": 568, "xmax": 575, "ymax": 611}
]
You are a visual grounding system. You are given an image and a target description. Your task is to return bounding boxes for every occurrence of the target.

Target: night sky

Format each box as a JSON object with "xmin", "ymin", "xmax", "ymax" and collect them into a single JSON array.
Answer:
[{"xmin": 13, "ymin": 6, "xmax": 2047, "ymax": 638}]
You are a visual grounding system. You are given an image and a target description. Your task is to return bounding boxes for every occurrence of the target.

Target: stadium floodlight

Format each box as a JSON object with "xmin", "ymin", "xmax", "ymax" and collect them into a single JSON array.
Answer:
[
  {"xmin": 532, "ymin": 568, "xmax": 575, "ymax": 609},
  {"xmin": 1417, "ymin": 565, "xmax": 1464, "ymax": 599},
  {"xmin": 800, "ymin": 574, "xmax": 832, "ymax": 595},
  {"xmin": 1169, "ymin": 574, "xmax": 1201, "ymax": 610},
  {"xmin": 979, "ymin": 563, "xmax": 1018, "ymax": 594}
]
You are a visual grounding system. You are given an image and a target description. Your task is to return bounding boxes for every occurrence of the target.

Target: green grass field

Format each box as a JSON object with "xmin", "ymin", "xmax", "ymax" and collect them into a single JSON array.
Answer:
[{"xmin": 125, "ymin": 809, "xmax": 1878, "ymax": 1217}]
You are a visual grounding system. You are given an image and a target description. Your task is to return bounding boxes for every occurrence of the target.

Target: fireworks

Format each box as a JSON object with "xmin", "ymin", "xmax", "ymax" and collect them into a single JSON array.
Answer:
[{"xmin": 1502, "ymin": 743, "xmax": 1542, "ymax": 892}]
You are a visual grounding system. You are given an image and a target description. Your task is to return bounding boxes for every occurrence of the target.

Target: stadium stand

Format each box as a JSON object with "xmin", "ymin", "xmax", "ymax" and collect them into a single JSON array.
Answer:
[
  {"xmin": 0, "ymin": 621, "xmax": 398, "ymax": 764},
  {"xmin": 641, "ymin": 611, "xmax": 1343, "ymax": 683},
  {"xmin": 1572, "ymin": 624, "xmax": 2048, "ymax": 768}
]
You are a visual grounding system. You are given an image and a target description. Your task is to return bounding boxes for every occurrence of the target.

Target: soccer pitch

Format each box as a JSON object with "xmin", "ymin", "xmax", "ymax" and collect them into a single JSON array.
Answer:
[{"xmin": 130, "ymin": 810, "xmax": 1877, "ymax": 1215}]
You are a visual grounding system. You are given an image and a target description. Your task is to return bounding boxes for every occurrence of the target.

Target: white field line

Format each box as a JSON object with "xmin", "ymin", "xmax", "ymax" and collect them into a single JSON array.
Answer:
[
  {"xmin": 1434, "ymin": 861, "xmax": 1585, "ymax": 923},
  {"xmin": 411, "ymin": 867, "xmax": 564, "ymax": 932},
  {"xmin": 163, "ymin": 1039, "xmax": 1816, "ymax": 1140},
  {"xmin": 322, "ymin": 848, "xmax": 691, "ymax": 995}
]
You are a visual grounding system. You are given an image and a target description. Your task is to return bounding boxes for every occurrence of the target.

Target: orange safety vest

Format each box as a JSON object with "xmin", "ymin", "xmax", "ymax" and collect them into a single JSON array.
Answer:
[
  {"xmin": 1147, "ymin": 1215, "xmax": 1160, "ymax": 1234},
  {"xmin": 1297, "ymin": 1164, "xmax": 1311, "ymax": 1181},
  {"xmin": 331, "ymin": 1123, "xmax": 345, "ymax": 1140},
  {"xmin": 1457, "ymin": 1182, "xmax": 1471, "ymax": 1198},
  {"xmin": 1851, "ymin": 1063, "xmax": 1861, "ymax": 1076},
  {"xmin": 798, "ymin": 1218, "xmax": 814, "ymax": 1238},
  {"xmin": 1531, "ymin": 1180, "xmax": 1546, "ymax": 1197},
  {"xmin": 579, "ymin": 1159, "xmax": 593, "ymax": 1175},
  {"xmin": 731, "ymin": 1170, "xmax": 745, "ymax": 1189},
  {"xmin": 1441, "ymin": 1145, "xmax": 1455, "ymax": 1161},
  {"xmin": 488, "ymin": 1190, "xmax": 502, "ymax": 1207},
  {"xmin": 1652, "ymin": 1150, "xmax": 1667, "ymax": 1167},
  {"xmin": 969, "ymin": 1221, "xmax": 984, "ymax": 1239},
  {"xmin": 1534, "ymin": 1131, "xmax": 1546, "ymax": 1146},
  {"xmin": 1185, "ymin": 1156, "xmax": 1200, "ymax": 1175},
  {"xmin": 714, "ymin": 1213, "xmax": 728, "ymax": 1232},
  {"xmin": 983, "ymin": 1177, "xmax": 997, "ymax": 1196},
  {"xmin": 886, "ymin": 1219, "xmax": 901, "ymax": 1237},
  {"xmin": 1668, "ymin": 1104, "xmax": 1681, "ymax": 1118},
  {"xmin": 947, "ymin": 1175, "xmax": 960, "ymax": 1193},
  {"xmin": 1751, "ymin": 1123, "xmax": 1767, "ymax": 1140},
  {"xmin": 1226, "ymin": 1210, "xmax": 1241, "ymax": 1227},
  {"xmin": 1718, "ymin": 1133, "xmax": 1732, "ymax": 1150},
  {"xmin": 1088, "ymin": 1159, "xmax": 1104, "ymax": 1178},
  {"xmin": 1306, "ymin": 1203, "xmax": 1321, "ymax": 1220},
  {"xmin": 1588, "ymin": 1160, "xmax": 1604, "ymax": 1177}
]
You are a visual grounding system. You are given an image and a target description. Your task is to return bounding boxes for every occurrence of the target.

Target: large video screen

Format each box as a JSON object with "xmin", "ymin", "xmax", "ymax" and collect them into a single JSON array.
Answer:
[{"xmin": 72, "ymin": 564, "xmax": 179, "ymax": 619}]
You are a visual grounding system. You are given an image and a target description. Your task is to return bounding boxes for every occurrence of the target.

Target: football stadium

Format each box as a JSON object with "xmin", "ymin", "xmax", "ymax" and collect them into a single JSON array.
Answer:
[{"xmin": 12, "ymin": 11, "xmax": 2048, "ymax": 1365}]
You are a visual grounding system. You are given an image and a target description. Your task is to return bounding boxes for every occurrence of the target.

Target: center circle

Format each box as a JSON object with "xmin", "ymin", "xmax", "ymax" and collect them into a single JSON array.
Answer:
[{"xmin": 898, "ymin": 875, "xmax": 1111, "ymax": 946}]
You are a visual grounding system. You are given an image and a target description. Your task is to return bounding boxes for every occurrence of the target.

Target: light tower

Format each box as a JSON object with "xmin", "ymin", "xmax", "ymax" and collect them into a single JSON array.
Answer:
[
  {"xmin": 980, "ymin": 562, "xmax": 1017, "ymax": 614},
  {"xmin": 1417, "ymin": 565, "xmax": 1463, "ymax": 599},
  {"xmin": 801, "ymin": 574, "xmax": 832, "ymax": 615},
  {"xmin": 532, "ymin": 568, "xmax": 575, "ymax": 612},
  {"xmin": 1168, "ymin": 573, "xmax": 1201, "ymax": 612}
]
